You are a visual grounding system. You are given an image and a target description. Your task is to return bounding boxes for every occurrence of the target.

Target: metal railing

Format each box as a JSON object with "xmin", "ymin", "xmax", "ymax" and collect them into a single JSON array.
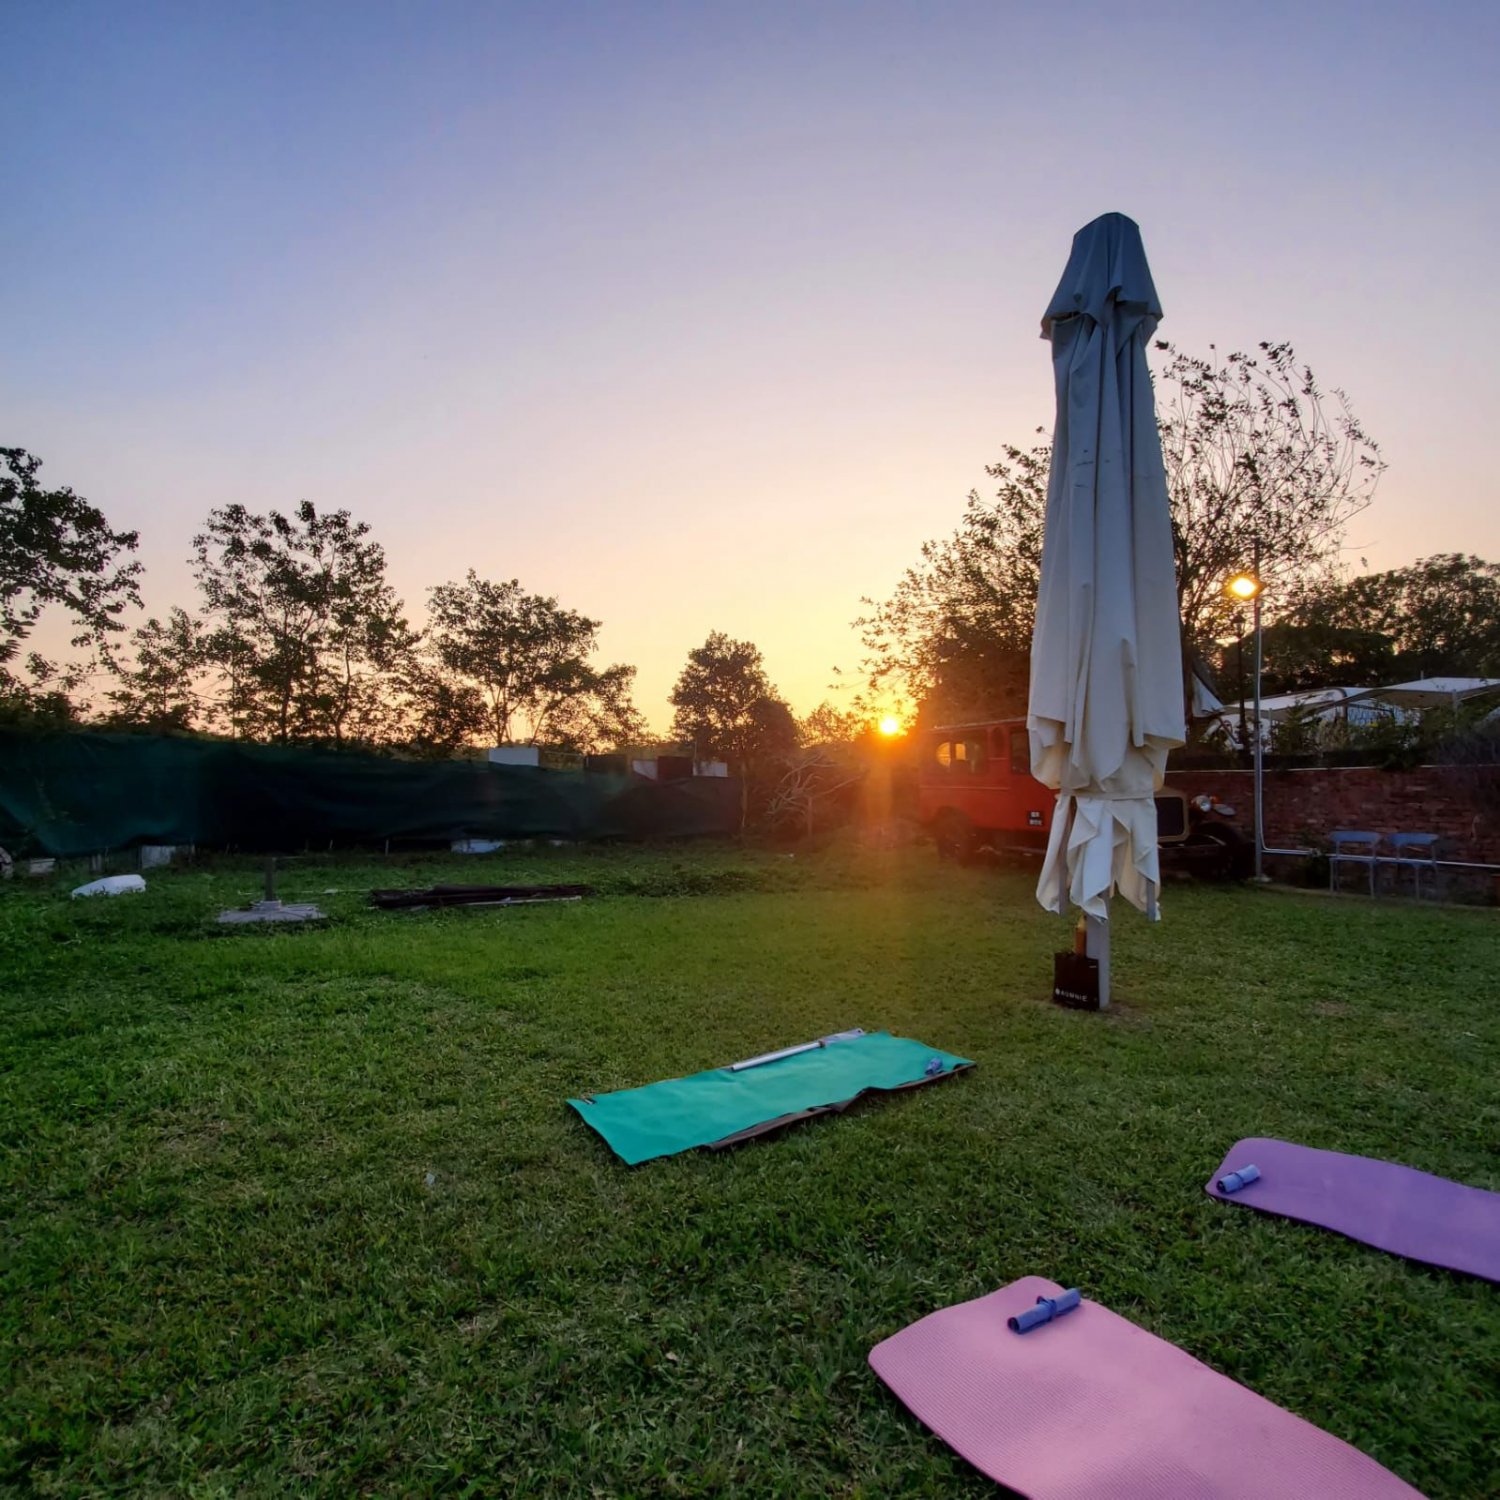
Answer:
[{"xmin": 1259, "ymin": 845, "xmax": 1500, "ymax": 875}]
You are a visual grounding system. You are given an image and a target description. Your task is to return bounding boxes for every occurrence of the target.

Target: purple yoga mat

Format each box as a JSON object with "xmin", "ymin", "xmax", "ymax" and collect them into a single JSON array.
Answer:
[
  {"xmin": 1207, "ymin": 1137, "xmax": 1500, "ymax": 1282},
  {"xmin": 869, "ymin": 1276, "xmax": 1422, "ymax": 1499}
]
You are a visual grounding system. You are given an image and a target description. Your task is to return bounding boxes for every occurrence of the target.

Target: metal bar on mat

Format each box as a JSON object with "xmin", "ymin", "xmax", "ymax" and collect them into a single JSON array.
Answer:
[
  {"xmin": 462, "ymin": 896, "xmax": 585, "ymax": 908},
  {"xmin": 728, "ymin": 1027, "xmax": 865, "ymax": 1072}
]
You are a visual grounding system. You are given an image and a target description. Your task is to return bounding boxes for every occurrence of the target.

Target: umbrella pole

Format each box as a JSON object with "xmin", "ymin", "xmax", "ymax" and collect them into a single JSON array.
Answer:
[{"xmin": 1085, "ymin": 909, "xmax": 1111, "ymax": 1010}]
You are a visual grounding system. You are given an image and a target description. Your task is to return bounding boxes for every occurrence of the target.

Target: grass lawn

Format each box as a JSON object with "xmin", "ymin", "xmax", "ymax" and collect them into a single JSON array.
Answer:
[{"xmin": 3, "ymin": 842, "xmax": 1498, "ymax": 1497}]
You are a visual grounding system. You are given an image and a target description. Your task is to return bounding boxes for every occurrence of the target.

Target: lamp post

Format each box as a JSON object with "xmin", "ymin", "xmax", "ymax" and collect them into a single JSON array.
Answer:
[
  {"xmin": 1235, "ymin": 606, "xmax": 1249, "ymax": 764},
  {"xmin": 1225, "ymin": 562, "xmax": 1266, "ymax": 881}
]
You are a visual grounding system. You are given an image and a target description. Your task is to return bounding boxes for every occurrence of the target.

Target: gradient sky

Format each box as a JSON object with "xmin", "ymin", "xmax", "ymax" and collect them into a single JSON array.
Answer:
[{"xmin": 5, "ymin": 1, "xmax": 1498, "ymax": 729}]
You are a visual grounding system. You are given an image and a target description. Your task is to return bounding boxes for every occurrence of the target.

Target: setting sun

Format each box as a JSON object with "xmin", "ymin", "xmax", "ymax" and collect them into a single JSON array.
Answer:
[{"xmin": 878, "ymin": 715, "xmax": 902, "ymax": 737}]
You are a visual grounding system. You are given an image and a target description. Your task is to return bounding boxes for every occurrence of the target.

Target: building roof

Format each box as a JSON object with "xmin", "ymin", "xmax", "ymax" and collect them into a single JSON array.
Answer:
[
  {"xmin": 1357, "ymin": 677, "xmax": 1500, "ymax": 708},
  {"xmin": 1219, "ymin": 678, "xmax": 1500, "ymax": 720},
  {"xmin": 1218, "ymin": 686, "xmax": 1371, "ymax": 720}
]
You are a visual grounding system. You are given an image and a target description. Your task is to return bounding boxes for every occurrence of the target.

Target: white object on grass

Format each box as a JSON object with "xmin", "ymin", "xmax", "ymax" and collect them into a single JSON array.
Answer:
[
  {"xmin": 71, "ymin": 874, "xmax": 147, "ymax": 898},
  {"xmin": 728, "ymin": 1027, "xmax": 866, "ymax": 1072},
  {"xmin": 217, "ymin": 900, "xmax": 325, "ymax": 925}
]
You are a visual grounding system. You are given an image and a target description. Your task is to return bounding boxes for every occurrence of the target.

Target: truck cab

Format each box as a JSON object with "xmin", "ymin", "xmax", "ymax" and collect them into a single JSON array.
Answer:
[{"xmin": 917, "ymin": 717, "xmax": 1190, "ymax": 863}]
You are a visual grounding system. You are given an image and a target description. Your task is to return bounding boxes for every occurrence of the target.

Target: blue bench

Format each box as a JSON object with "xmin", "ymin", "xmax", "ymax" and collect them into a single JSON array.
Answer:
[
  {"xmin": 1328, "ymin": 830, "xmax": 1445, "ymax": 898},
  {"xmin": 1384, "ymin": 832, "xmax": 1442, "ymax": 899},
  {"xmin": 1328, "ymin": 830, "xmax": 1382, "ymax": 896}
]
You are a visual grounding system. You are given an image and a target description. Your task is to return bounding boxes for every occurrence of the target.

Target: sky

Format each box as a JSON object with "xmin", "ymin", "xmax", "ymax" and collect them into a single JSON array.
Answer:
[{"xmin": 5, "ymin": 1, "xmax": 1498, "ymax": 730}]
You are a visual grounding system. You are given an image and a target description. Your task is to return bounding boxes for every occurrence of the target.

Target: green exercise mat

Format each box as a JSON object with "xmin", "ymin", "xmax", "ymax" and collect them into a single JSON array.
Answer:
[{"xmin": 568, "ymin": 1031, "xmax": 974, "ymax": 1165}]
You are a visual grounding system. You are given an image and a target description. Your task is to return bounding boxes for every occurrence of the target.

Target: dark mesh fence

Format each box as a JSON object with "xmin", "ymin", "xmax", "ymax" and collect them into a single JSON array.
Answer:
[{"xmin": 0, "ymin": 732, "xmax": 741, "ymax": 856}]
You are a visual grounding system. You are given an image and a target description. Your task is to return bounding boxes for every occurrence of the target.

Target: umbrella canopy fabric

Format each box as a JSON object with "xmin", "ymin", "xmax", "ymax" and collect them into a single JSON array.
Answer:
[{"xmin": 1028, "ymin": 214, "xmax": 1184, "ymax": 918}]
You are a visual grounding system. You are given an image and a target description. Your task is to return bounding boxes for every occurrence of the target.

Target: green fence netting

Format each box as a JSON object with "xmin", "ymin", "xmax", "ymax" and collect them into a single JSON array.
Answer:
[{"xmin": 0, "ymin": 732, "xmax": 742, "ymax": 857}]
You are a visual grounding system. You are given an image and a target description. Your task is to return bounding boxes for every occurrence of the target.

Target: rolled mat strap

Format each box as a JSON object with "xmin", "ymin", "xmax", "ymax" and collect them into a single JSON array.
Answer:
[
  {"xmin": 1009, "ymin": 1288, "xmax": 1081, "ymax": 1333},
  {"xmin": 1218, "ymin": 1164, "xmax": 1261, "ymax": 1193}
]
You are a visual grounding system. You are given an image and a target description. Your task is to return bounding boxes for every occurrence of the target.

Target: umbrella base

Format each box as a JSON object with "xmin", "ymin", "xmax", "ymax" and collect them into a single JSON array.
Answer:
[{"xmin": 1052, "ymin": 951, "xmax": 1100, "ymax": 1010}]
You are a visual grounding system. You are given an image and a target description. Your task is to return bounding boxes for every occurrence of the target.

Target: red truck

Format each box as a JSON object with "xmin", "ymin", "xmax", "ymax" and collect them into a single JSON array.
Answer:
[{"xmin": 916, "ymin": 717, "xmax": 1248, "ymax": 877}]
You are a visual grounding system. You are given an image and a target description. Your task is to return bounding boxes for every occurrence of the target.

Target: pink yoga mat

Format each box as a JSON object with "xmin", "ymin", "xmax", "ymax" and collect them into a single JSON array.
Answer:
[
  {"xmin": 1207, "ymin": 1137, "xmax": 1500, "ymax": 1282},
  {"xmin": 869, "ymin": 1276, "xmax": 1423, "ymax": 1499}
]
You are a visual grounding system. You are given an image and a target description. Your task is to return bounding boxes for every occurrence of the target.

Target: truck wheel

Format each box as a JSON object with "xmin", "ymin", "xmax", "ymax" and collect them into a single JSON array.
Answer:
[{"xmin": 934, "ymin": 812, "xmax": 977, "ymax": 865}]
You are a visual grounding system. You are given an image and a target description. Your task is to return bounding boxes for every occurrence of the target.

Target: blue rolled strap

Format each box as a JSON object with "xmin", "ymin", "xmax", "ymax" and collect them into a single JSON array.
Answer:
[
  {"xmin": 1008, "ymin": 1287, "xmax": 1082, "ymax": 1333},
  {"xmin": 1218, "ymin": 1164, "xmax": 1262, "ymax": 1194}
]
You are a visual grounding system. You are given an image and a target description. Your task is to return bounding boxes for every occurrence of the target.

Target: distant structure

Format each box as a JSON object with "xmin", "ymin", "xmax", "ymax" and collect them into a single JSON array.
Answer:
[
  {"xmin": 487, "ymin": 744, "xmax": 584, "ymax": 771},
  {"xmin": 488, "ymin": 742, "xmax": 729, "ymax": 779},
  {"xmin": 1211, "ymin": 677, "xmax": 1500, "ymax": 749}
]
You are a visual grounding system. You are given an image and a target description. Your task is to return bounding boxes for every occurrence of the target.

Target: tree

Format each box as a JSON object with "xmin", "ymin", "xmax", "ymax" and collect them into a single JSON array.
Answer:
[
  {"xmin": 670, "ymin": 633, "xmax": 799, "ymax": 827},
  {"xmin": 854, "ymin": 442, "xmax": 1047, "ymax": 723},
  {"xmin": 1323, "ymin": 554, "xmax": 1500, "ymax": 679},
  {"xmin": 544, "ymin": 662, "xmax": 651, "ymax": 753},
  {"xmin": 420, "ymin": 571, "xmax": 643, "ymax": 750},
  {"xmin": 1222, "ymin": 554, "xmax": 1500, "ymax": 697},
  {"xmin": 1212, "ymin": 552, "xmax": 1500, "ymax": 702},
  {"xmin": 0, "ymin": 447, "xmax": 142, "ymax": 718},
  {"xmin": 669, "ymin": 633, "xmax": 792, "ymax": 765},
  {"xmin": 763, "ymin": 744, "xmax": 867, "ymax": 838},
  {"xmin": 1157, "ymin": 342, "xmax": 1384, "ymax": 647},
  {"xmin": 190, "ymin": 501, "xmax": 414, "ymax": 745},
  {"xmin": 0, "ymin": 653, "xmax": 84, "ymax": 729},
  {"xmin": 398, "ymin": 669, "xmax": 482, "ymax": 759},
  {"xmin": 1218, "ymin": 617, "xmax": 1395, "ymax": 698},
  {"xmin": 102, "ymin": 607, "xmax": 207, "ymax": 732},
  {"xmin": 799, "ymin": 700, "xmax": 867, "ymax": 747},
  {"xmin": 742, "ymin": 694, "xmax": 801, "ymax": 766},
  {"xmin": 857, "ymin": 343, "xmax": 1384, "ymax": 718}
]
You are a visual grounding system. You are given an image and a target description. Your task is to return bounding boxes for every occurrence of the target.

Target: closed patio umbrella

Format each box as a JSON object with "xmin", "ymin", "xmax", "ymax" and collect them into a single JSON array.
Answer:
[{"xmin": 1028, "ymin": 214, "xmax": 1184, "ymax": 1001}]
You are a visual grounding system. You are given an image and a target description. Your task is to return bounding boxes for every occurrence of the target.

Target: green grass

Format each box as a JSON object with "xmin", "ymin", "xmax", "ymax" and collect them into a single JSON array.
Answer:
[{"xmin": 3, "ymin": 842, "xmax": 1498, "ymax": 1497}]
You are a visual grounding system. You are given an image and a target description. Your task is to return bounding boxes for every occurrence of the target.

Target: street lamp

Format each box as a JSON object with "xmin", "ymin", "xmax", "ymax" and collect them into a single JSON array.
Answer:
[
  {"xmin": 1225, "ymin": 566, "xmax": 1266, "ymax": 881},
  {"xmin": 1231, "ymin": 603, "xmax": 1249, "ymax": 761}
]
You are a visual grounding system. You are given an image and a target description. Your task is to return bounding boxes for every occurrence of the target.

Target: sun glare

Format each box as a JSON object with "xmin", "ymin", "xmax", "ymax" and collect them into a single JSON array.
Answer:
[{"xmin": 878, "ymin": 715, "xmax": 901, "ymax": 737}]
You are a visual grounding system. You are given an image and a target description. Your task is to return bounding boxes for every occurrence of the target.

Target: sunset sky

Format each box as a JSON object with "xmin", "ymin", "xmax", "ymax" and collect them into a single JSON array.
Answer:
[{"xmin": 5, "ymin": 1, "xmax": 1498, "ymax": 729}]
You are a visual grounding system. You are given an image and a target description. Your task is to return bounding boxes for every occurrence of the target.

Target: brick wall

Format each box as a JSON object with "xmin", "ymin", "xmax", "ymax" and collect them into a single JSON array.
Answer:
[{"xmin": 1167, "ymin": 764, "xmax": 1500, "ymax": 866}]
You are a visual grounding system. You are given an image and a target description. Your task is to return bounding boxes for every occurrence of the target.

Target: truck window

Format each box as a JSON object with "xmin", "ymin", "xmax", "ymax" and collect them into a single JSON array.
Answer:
[
  {"xmin": 936, "ymin": 736, "xmax": 985, "ymax": 773},
  {"xmin": 1010, "ymin": 730, "xmax": 1030, "ymax": 775}
]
